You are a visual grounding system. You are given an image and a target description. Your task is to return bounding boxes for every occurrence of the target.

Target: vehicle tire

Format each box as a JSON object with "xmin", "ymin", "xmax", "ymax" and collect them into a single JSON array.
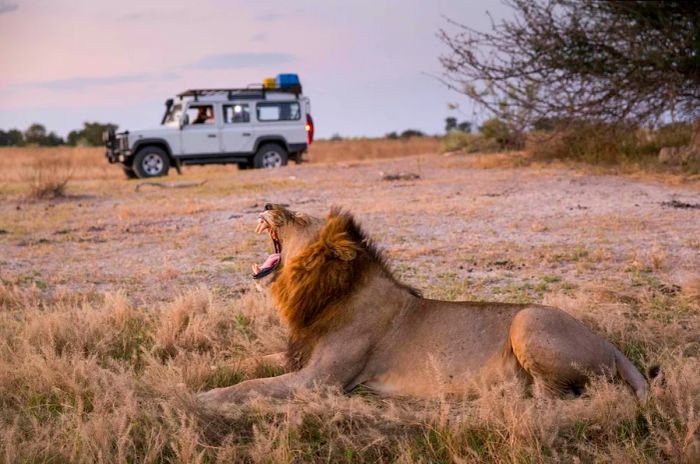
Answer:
[
  {"xmin": 253, "ymin": 144, "xmax": 288, "ymax": 169},
  {"xmin": 133, "ymin": 146, "xmax": 170, "ymax": 178},
  {"xmin": 122, "ymin": 165, "xmax": 139, "ymax": 179}
]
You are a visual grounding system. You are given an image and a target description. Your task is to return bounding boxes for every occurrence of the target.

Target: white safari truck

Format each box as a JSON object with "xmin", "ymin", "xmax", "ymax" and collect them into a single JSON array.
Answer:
[{"xmin": 104, "ymin": 85, "xmax": 314, "ymax": 178}]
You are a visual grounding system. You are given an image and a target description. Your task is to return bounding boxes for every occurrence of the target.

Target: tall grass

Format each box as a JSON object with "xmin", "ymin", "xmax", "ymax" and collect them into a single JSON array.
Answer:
[
  {"xmin": 0, "ymin": 146, "xmax": 114, "ymax": 183},
  {"xmin": 1, "ymin": 283, "xmax": 699, "ymax": 462},
  {"xmin": 526, "ymin": 122, "xmax": 696, "ymax": 170},
  {"xmin": 307, "ymin": 137, "xmax": 440, "ymax": 164}
]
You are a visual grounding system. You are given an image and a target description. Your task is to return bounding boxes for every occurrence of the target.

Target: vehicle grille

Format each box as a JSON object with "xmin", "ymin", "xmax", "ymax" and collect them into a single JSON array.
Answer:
[{"xmin": 116, "ymin": 135, "xmax": 129, "ymax": 151}]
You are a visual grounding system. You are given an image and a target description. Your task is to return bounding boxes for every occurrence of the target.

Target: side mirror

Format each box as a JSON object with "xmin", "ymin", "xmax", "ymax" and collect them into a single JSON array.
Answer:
[{"xmin": 180, "ymin": 114, "xmax": 189, "ymax": 129}]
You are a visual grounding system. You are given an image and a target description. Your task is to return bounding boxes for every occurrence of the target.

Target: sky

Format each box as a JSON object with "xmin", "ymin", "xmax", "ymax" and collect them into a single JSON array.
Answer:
[{"xmin": 0, "ymin": 0, "xmax": 510, "ymax": 139}]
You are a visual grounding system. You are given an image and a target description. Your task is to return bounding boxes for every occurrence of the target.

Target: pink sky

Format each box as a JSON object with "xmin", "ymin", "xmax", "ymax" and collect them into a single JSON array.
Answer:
[{"xmin": 0, "ymin": 0, "xmax": 508, "ymax": 138}]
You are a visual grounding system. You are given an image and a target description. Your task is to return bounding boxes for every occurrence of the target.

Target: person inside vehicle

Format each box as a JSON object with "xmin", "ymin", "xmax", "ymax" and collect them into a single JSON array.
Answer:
[{"xmin": 192, "ymin": 106, "xmax": 212, "ymax": 124}]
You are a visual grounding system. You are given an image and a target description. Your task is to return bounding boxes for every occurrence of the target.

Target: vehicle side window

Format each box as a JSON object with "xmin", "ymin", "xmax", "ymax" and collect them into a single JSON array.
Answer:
[
  {"xmin": 185, "ymin": 105, "xmax": 215, "ymax": 125},
  {"xmin": 223, "ymin": 104, "xmax": 250, "ymax": 124},
  {"xmin": 256, "ymin": 102, "xmax": 301, "ymax": 122}
]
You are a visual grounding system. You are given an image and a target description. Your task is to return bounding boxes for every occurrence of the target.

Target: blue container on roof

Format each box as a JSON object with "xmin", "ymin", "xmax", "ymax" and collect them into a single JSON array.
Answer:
[{"xmin": 276, "ymin": 73, "xmax": 301, "ymax": 88}]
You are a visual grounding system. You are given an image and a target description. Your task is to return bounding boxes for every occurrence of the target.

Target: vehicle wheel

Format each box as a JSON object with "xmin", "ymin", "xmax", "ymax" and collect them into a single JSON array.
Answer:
[
  {"xmin": 133, "ymin": 147, "xmax": 170, "ymax": 178},
  {"xmin": 122, "ymin": 165, "xmax": 139, "ymax": 179},
  {"xmin": 253, "ymin": 144, "xmax": 288, "ymax": 169}
]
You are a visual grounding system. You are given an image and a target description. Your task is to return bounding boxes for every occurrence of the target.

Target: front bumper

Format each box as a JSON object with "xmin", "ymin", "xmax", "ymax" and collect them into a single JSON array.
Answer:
[
  {"xmin": 104, "ymin": 133, "xmax": 130, "ymax": 164},
  {"xmin": 105, "ymin": 149, "xmax": 130, "ymax": 164}
]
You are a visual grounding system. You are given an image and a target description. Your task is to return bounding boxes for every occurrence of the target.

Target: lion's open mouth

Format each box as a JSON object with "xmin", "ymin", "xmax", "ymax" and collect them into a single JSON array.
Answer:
[{"xmin": 252, "ymin": 217, "xmax": 281, "ymax": 279}]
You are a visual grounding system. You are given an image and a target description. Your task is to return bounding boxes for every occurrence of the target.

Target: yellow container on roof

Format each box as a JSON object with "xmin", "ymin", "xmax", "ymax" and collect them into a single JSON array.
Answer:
[{"xmin": 263, "ymin": 77, "xmax": 277, "ymax": 89}]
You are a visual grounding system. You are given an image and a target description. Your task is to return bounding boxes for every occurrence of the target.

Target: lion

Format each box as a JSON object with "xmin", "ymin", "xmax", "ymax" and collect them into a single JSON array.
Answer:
[{"xmin": 197, "ymin": 204, "xmax": 649, "ymax": 409}]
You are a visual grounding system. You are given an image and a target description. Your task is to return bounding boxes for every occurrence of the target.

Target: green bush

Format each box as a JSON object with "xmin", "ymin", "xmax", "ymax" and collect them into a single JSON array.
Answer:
[
  {"xmin": 440, "ymin": 131, "xmax": 500, "ymax": 153},
  {"xmin": 479, "ymin": 118, "xmax": 522, "ymax": 149}
]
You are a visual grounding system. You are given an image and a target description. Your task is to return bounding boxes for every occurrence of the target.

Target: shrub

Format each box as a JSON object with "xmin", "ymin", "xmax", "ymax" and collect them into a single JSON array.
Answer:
[
  {"xmin": 440, "ymin": 131, "xmax": 501, "ymax": 153},
  {"xmin": 399, "ymin": 129, "xmax": 425, "ymax": 139},
  {"xmin": 479, "ymin": 118, "xmax": 522, "ymax": 149},
  {"xmin": 641, "ymin": 122, "xmax": 693, "ymax": 153},
  {"xmin": 526, "ymin": 122, "xmax": 640, "ymax": 164},
  {"xmin": 26, "ymin": 157, "xmax": 73, "ymax": 199},
  {"xmin": 526, "ymin": 121, "xmax": 695, "ymax": 165}
]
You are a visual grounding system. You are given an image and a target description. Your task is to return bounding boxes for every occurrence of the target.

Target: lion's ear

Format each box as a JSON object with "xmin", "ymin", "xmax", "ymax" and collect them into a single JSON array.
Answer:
[{"xmin": 321, "ymin": 214, "xmax": 360, "ymax": 262}]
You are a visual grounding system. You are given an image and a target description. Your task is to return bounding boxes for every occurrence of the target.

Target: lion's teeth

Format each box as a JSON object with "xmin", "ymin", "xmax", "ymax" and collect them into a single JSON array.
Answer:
[
  {"xmin": 252, "ymin": 264, "xmax": 261, "ymax": 273},
  {"xmin": 256, "ymin": 218, "xmax": 269, "ymax": 234}
]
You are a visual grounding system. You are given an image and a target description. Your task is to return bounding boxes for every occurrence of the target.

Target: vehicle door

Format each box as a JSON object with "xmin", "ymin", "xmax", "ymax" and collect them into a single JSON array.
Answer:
[
  {"xmin": 180, "ymin": 103, "xmax": 222, "ymax": 155},
  {"xmin": 220, "ymin": 102, "xmax": 255, "ymax": 153}
]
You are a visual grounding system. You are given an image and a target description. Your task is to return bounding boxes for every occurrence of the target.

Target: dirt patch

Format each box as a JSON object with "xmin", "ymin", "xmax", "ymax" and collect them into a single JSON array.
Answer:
[{"xmin": 2, "ymin": 153, "xmax": 699, "ymax": 301}]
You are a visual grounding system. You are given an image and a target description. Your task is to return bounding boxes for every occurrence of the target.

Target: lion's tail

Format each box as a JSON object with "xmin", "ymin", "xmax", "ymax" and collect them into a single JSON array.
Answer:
[{"xmin": 612, "ymin": 346, "xmax": 648, "ymax": 401}]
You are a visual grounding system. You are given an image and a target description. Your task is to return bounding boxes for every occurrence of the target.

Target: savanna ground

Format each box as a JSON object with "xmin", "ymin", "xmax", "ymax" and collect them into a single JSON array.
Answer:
[{"xmin": 1, "ymin": 140, "xmax": 699, "ymax": 463}]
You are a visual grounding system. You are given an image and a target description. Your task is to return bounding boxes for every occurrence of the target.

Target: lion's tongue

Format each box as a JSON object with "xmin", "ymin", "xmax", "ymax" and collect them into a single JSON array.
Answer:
[
  {"xmin": 260, "ymin": 253, "xmax": 280, "ymax": 270},
  {"xmin": 252, "ymin": 253, "xmax": 280, "ymax": 278}
]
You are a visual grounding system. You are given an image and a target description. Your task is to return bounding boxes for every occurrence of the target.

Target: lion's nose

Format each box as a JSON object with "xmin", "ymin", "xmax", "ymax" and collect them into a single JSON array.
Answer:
[{"xmin": 264, "ymin": 203, "xmax": 273, "ymax": 211}]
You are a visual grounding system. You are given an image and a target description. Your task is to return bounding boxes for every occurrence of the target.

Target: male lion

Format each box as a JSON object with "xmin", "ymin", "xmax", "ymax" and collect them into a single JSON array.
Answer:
[{"xmin": 197, "ymin": 204, "xmax": 648, "ymax": 408}]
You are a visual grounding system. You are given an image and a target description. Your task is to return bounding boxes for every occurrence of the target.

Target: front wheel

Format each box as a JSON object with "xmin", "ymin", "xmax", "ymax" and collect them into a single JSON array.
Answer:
[
  {"xmin": 122, "ymin": 166, "xmax": 139, "ymax": 179},
  {"xmin": 133, "ymin": 147, "xmax": 170, "ymax": 178},
  {"xmin": 253, "ymin": 144, "xmax": 288, "ymax": 169}
]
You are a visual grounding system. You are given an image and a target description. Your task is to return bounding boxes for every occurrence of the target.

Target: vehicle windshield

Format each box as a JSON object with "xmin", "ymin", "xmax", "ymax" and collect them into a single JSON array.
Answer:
[{"xmin": 163, "ymin": 103, "xmax": 183, "ymax": 126}]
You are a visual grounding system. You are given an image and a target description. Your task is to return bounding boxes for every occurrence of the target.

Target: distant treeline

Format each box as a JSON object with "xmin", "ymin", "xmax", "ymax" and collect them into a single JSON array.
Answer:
[
  {"xmin": 326, "ymin": 118, "xmax": 473, "ymax": 142},
  {"xmin": 0, "ymin": 122, "xmax": 118, "ymax": 147}
]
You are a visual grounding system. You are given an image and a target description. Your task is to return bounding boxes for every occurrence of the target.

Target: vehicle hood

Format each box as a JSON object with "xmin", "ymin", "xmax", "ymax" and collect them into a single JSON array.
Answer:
[{"xmin": 126, "ymin": 127, "xmax": 177, "ymax": 139}]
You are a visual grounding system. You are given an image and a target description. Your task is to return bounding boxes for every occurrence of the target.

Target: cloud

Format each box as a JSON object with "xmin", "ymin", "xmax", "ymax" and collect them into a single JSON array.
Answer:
[
  {"xmin": 22, "ymin": 74, "xmax": 150, "ymax": 91},
  {"xmin": 253, "ymin": 8, "xmax": 303, "ymax": 21},
  {"xmin": 254, "ymin": 12, "xmax": 285, "ymax": 21},
  {"xmin": 251, "ymin": 33, "xmax": 267, "ymax": 42},
  {"xmin": 119, "ymin": 12, "xmax": 146, "ymax": 21},
  {"xmin": 187, "ymin": 52, "xmax": 295, "ymax": 70},
  {"xmin": 16, "ymin": 73, "xmax": 180, "ymax": 92},
  {"xmin": 118, "ymin": 11, "xmax": 166, "ymax": 22},
  {"xmin": 0, "ymin": 1, "xmax": 19, "ymax": 14}
]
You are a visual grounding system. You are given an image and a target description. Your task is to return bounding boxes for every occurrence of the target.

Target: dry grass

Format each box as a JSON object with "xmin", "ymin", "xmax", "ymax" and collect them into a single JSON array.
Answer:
[
  {"xmin": 24, "ymin": 157, "xmax": 74, "ymax": 199},
  {"xmin": 1, "ymin": 285, "xmax": 699, "ymax": 463},
  {"xmin": 1, "ymin": 143, "xmax": 699, "ymax": 462},
  {"xmin": 307, "ymin": 137, "xmax": 440, "ymax": 164},
  {"xmin": 0, "ymin": 146, "xmax": 114, "ymax": 184},
  {"xmin": 525, "ymin": 122, "xmax": 699, "ymax": 176}
]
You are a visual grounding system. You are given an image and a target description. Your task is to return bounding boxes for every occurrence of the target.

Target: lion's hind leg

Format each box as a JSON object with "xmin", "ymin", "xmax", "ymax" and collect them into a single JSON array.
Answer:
[
  {"xmin": 530, "ymin": 373, "xmax": 587, "ymax": 399},
  {"xmin": 508, "ymin": 306, "xmax": 623, "ymax": 399}
]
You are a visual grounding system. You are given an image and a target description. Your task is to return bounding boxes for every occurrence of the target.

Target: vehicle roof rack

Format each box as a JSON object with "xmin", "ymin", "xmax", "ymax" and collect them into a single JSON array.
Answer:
[{"xmin": 177, "ymin": 84, "xmax": 302, "ymax": 101}]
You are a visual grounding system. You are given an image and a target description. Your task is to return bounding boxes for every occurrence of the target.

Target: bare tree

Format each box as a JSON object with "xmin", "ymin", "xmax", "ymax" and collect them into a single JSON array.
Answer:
[{"xmin": 439, "ymin": 0, "xmax": 700, "ymax": 136}]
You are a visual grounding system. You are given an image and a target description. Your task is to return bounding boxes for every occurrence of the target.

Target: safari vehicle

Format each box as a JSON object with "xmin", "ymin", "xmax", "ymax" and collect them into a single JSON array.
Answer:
[{"xmin": 104, "ymin": 78, "xmax": 314, "ymax": 178}]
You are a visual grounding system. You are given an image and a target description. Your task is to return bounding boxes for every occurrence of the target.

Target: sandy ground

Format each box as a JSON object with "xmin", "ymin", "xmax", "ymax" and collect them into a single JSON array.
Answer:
[{"xmin": 2, "ymin": 153, "xmax": 698, "ymax": 309}]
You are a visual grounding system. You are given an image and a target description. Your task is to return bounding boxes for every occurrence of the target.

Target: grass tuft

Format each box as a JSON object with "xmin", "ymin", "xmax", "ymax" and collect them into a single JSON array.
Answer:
[{"xmin": 25, "ymin": 156, "xmax": 74, "ymax": 199}]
